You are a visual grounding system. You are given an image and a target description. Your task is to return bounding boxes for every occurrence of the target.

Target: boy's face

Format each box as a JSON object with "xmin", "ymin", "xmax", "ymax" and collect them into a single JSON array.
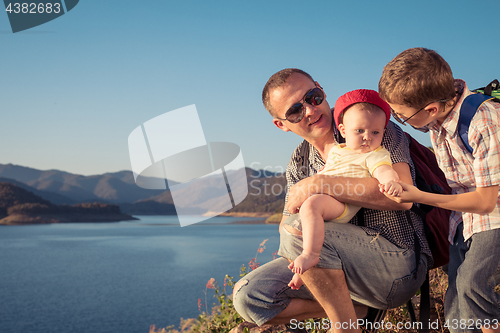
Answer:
[
  {"xmin": 389, "ymin": 103, "xmax": 431, "ymax": 128},
  {"xmin": 388, "ymin": 101, "xmax": 443, "ymax": 128},
  {"xmin": 338, "ymin": 105, "xmax": 386, "ymax": 154}
]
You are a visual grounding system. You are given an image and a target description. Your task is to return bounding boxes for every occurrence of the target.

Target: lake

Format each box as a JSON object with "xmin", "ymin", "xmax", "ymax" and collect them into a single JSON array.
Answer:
[{"xmin": 0, "ymin": 216, "xmax": 280, "ymax": 333}]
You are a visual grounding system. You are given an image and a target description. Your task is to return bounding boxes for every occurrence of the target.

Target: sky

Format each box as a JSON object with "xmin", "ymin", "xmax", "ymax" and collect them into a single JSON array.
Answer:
[{"xmin": 1, "ymin": 0, "xmax": 499, "ymax": 176}]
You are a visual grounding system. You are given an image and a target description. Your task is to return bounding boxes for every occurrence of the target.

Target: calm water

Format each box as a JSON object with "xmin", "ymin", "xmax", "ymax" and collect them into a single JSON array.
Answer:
[{"xmin": 0, "ymin": 216, "xmax": 280, "ymax": 333}]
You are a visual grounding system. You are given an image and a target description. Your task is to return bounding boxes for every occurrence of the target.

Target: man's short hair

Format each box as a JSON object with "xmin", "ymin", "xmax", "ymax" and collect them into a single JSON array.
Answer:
[
  {"xmin": 379, "ymin": 47, "xmax": 456, "ymax": 108},
  {"xmin": 262, "ymin": 68, "xmax": 315, "ymax": 117}
]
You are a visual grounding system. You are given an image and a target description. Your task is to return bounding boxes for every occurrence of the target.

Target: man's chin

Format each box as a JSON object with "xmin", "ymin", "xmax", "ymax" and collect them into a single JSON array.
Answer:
[{"xmin": 310, "ymin": 114, "xmax": 333, "ymax": 132}]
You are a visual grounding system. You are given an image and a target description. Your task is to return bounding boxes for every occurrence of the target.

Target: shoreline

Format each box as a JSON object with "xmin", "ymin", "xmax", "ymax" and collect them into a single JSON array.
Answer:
[
  {"xmin": 205, "ymin": 211, "xmax": 274, "ymax": 218},
  {"xmin": 0, "ymin": 213, "xmax": 138, "ymax": 225},
  {"xmin": 211, "ymin": 212, "xmax": 281, "ymax": 224},
  {"xmin": 0, "ymin": 212, "xmax": 281, "ymax": 225}
]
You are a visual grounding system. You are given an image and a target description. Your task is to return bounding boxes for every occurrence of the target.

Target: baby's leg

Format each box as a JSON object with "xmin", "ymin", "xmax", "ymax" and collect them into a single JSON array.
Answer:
[{"xmin": 288, "ymin": 194, "xmax": 345, "ymax": 277}]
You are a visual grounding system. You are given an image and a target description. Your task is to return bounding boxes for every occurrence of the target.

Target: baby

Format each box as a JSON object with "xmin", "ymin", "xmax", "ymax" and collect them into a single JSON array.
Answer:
[{"xmin": 288, "ymin": 89, "xmax": 402, "ymax": 289}]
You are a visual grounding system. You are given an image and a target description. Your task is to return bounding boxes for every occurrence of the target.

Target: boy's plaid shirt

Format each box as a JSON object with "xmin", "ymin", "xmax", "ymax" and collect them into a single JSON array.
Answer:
[{"xmin": 429, "ymin": 79, "xmax": 500, "ymax": 243}]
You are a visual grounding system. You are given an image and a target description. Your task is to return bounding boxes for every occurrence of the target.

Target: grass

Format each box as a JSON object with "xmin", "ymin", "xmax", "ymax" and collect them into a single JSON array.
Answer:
[{"xmin": 150, "ymin": 241, "xmax": 500, "ymax": 333}]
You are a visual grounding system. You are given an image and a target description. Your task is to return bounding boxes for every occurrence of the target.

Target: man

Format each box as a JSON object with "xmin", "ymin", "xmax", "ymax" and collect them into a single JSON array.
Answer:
[{"xmin": 233, "ymin": 68, "xmax": 431, "ymax": 332}]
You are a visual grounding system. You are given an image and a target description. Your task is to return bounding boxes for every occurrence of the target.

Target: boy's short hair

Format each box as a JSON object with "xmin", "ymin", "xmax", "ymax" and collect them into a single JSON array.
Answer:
[
  {"xmin": 262, "ymin": 68, "xmax": 315, "ymax": 117},
  {"xmin": 378, "ymin": 47, "xmax": 456, "ymax": 108}
]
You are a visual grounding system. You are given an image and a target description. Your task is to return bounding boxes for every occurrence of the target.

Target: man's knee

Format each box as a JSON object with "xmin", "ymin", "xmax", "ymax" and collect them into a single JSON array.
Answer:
[
  {"xmin": 283, "ymin": 224, "xmax": 302, "ymax": 236},
  {"xmin": 232, "ymin": 278, "xmax": 255, "ymax": 323},
  {"xmin": 233, "ymin": 278, "xmax": 248, "ymax": 301}
]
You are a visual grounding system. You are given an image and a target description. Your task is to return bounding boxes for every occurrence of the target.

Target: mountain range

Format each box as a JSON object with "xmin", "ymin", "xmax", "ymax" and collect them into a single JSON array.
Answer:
[
  {"xmin": 0, "ymin": 163, "xmax": 286, "ymax": 216},
  {"xmin": 0, "ymin": 181, "xmax": 136, "ymax": 225}
]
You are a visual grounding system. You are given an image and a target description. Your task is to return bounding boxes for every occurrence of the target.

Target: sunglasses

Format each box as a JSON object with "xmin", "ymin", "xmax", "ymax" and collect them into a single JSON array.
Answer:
[
  {"xmin": 276, "ymin": 87, "xmax": 325, "ymax": 123},
  {"xmin": 391, "ymin": 99, "xmax": 449, "ymax": 125}
]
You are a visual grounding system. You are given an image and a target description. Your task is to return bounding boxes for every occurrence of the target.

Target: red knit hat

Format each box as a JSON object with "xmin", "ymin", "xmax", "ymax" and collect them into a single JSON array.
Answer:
[{"xmin": 333, "ymin": 89, "xmax": 391, "ymax": 129}]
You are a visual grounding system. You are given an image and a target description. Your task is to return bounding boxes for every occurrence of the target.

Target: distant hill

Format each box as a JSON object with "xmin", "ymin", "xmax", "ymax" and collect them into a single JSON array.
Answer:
[
  {"xmin": 0, "ymin": 164, "xmax": 166, "ymax": 204},
  {"xmin": 226, "ymin": 168, "xmax": 286, "ymax": 214},
  {"xmin": 0, "ymin": 164, "xmax": 286, "ymax": 216},
  {"xmin": 0, "ymin": 181, "xmax": 51, "ymax": 219},
  {"xmin": 130, "ymin": 168, "xmax": 285, "ymax": 215},
  {"xmin": 0, "ymin": 182, "xmax": 136, "ymax": 225},
  {"xmin": 0, "ymin": 177, "xmax": 77, "ymax": 205}
]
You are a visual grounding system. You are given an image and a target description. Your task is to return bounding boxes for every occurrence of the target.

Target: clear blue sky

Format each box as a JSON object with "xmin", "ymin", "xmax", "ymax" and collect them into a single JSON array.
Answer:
[{"xmin": 1, "ymin": 0, "xmax": 498, "ymax": 176}]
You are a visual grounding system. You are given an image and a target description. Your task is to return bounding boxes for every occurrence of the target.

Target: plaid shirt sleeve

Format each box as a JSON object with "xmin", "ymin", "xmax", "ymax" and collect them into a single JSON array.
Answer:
[
  {"xmin": 469, "ymin": 100, "xmax": 500, "ymax": 187},
  {"xmin": 283, "ymin": 140, "xmax": 308, "ymax": 216}
]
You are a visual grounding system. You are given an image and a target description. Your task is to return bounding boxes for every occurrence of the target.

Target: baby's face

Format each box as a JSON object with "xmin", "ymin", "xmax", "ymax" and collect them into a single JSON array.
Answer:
[{"xmin": 339, "ymin": 105, "xmax": 386, "ymax": 154}]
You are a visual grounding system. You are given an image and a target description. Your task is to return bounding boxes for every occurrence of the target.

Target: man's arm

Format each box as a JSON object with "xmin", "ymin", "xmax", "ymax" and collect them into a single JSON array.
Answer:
[{"xmin": 286, "ymin": 162, "xmax": 412, "ymax": 214}]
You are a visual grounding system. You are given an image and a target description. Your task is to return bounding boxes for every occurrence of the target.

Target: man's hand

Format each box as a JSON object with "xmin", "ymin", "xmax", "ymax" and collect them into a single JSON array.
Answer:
[{"xmin": 286, "ymin": 176, "xmax": 318, "ymax": 214}]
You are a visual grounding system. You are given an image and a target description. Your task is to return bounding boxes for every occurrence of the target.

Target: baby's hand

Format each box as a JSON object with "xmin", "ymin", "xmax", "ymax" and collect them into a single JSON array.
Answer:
[
  {"xmin": 379, "ymin": 180, "xmax": 418, "ymax": 204},
  {"xmin": 380, "ymin": 180, "xmax": 403, "ymax": 197}
]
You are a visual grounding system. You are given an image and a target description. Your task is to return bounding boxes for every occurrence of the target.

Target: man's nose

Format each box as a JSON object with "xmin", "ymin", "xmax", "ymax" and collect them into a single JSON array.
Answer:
[{"xmin": 303, "ymin": 103, "xmax": 317, "ymax": 117}]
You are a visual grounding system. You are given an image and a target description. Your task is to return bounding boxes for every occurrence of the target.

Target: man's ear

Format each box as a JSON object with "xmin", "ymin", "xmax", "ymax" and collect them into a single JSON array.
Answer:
[
  {"xmin": 315, "ymin": 81, "xmax": 326, "ymax": 98},
  {"xmin": 273, "ymin": 118, "xmax": 291, "ymax": 132},
  {"xmin": 338, "ymin": 123, "xmax": 346, "ymax": 138}
]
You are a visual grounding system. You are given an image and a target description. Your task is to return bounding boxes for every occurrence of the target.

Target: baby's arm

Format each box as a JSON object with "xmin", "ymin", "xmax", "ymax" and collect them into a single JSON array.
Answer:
[{"xmin": 373, "ymin": 164, "xmax": 403, "ymax": 196}]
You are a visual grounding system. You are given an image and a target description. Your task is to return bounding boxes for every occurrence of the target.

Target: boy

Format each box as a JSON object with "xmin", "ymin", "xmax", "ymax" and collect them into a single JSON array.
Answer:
[
  {"xmin": 379, "ymin": 47, "xmax": 500, "ymax": 333},
  {"xmin": 288, "ymin": 89, "xmax": 403, "ymax": 290}
]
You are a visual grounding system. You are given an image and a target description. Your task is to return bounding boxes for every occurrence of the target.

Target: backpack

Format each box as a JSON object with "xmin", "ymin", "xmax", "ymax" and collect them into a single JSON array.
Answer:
[
  {"xmin": 458, "ymin": 79, "xmax": 500, "ymax": 153},
  {"xmin": 405, "ymin": 133, "xmax": 451, "ymax": 269}
]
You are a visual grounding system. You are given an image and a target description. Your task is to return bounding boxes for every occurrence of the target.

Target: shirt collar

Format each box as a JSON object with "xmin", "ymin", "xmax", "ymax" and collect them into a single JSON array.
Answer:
[{"xmin": 429, "ymin": 79, "xmax": 469, "ymax": 136}]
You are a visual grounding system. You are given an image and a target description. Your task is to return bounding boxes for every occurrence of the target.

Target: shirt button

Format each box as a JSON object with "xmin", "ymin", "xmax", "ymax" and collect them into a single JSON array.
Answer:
[{"xmin": 447, "ymin": 167, "xmax": 453, "ymax": 172}]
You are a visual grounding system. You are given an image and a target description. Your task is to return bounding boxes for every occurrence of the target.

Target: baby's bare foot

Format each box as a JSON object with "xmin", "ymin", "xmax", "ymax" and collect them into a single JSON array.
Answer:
[
  {"xmin": 288, "ymin": 273, "xmax": 303, "ymax": 290},
  {"xmin": 290, "ymin": 253, "xmax": 319, "ymax": 274}
]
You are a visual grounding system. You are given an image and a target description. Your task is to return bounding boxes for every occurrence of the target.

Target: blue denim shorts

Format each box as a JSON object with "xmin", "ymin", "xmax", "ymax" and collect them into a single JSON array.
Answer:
[
  {"xmin": 233, "ymin": 214, "xmax": 427, "ymax": 325},
  {"xmin": 445, "ymin": 223, "xmax": 500, "ymax": 333}
]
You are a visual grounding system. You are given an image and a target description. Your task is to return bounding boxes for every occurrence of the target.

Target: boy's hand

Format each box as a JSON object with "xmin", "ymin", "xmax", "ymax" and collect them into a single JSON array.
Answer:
[
  {"xmin": 379, "ymin": 180, "xmax": 419, "ymax": 203},
  {"xmin": 380, "ymin": 180, "xmax": 403, "ymax": 197}
]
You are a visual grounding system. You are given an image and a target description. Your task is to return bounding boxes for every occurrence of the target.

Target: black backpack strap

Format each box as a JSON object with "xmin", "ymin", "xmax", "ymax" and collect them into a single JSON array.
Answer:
[
  {"xmin": 406, "ymin": 272, "xmax": 431, "ymax": 333},
  {"xmin": 356, "ymin": 207, "xmax": 365, "ymax": 227},
  {"xmin": 405, "ymin": 209, "xmax": 421, "ymax": 279},
  {"xmin": 420, "ymin": 273, "xmax": 431, "ymax": 333},
  {"xmin": 406, "ymin": 298, "xmax": 417, "ymax": 325},
  {"xmin": 406, "ymin": 206, "xmax": 431, "ymax": 333}
]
